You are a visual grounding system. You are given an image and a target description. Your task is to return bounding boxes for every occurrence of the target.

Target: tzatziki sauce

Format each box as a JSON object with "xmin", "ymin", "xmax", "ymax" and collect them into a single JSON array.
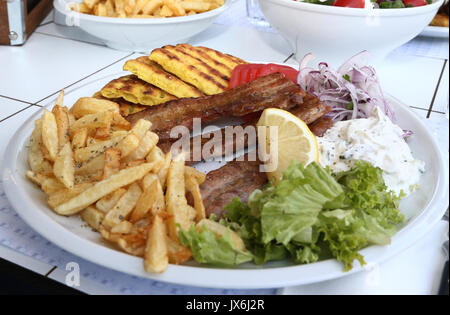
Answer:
[{"xmin": 317, "ymin": 107, "xmax": 425, "ymax": 196}]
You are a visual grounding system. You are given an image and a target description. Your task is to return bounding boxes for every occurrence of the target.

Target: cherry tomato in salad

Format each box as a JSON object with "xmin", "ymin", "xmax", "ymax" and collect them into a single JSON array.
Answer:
[
  {"xmin": 228, "ymin": 64, "xmax": 299, "ymax": 89},
  {"xmin": 332, "ymin": 0, "xmax": 365, "ymax": 8},
  {"xmin": 402, "ymin": 0, "xmax": 427, "ymax": 6}
]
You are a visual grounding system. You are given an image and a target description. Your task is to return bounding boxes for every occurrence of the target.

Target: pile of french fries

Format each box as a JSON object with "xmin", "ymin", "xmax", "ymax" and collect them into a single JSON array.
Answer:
[
  {"xmin": 25, "ymin": 91, "xmax": 209, "ymax": 273},
  {"xmin": 71, "ymin": 0, "xmax": 224, "ymax": 18}
]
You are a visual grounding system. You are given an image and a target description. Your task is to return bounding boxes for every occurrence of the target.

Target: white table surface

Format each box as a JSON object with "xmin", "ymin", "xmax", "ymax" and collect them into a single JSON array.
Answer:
[{"xmin": 0, "ymin": 0, "xmax": 448, "ymax": 295}]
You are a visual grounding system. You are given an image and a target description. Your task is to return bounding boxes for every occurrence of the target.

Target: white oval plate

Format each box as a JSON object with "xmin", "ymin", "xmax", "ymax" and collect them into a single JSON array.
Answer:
[
  {"xmin": 420, "ymin": 25, "xmax": 449, "ymax": 38},
  {"xmin": 1, "ymin": 72, "xmax": 448, "ymax": 289}
]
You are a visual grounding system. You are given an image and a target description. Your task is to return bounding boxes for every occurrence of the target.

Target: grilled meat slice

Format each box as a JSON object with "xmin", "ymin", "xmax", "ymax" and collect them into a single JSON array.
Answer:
[
  {"xmin": 288, "ymin": 94, "xmax": 330, "ymax": 124},
  {"xmin": 158, "ymin": 101, "xmax": 331, "ymax": 164},
  {"xmin": 200, "ymin": 157, "xmax": 267, "ymax": 218},
  {"xmin": 126, "ymin": 73, "xmax": 305, "ymax": 141},
  {"xmin": 198, "ymin": 116, "xmax": 334, "ymax": 218},
  {"xmin": 308, "ymin": 117, "xmax": 334, "ymax": 137}
]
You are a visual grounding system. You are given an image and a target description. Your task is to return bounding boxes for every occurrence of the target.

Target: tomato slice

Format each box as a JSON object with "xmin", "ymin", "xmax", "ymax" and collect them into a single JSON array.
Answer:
[
  {"xmin": 266, "ymin": 64, "xmax": 299, "ymax": 82},
  {"xmin": 402, "ymin": 0, "xmax": 427, "ymax": 6},
  {"xmin": 333, "ymin": 0, "xmax": 365, "ymax": 8},
  {"xmin": 228, "ymin": 64, "xmax": 299, "ymax": 89},
  {"xmin": 228, "ymin": 65, "xmax": 242, "ymax": 89},
  {"xmin": 247, "ymin": 65, "xmax": 261, "ymax": 82}
]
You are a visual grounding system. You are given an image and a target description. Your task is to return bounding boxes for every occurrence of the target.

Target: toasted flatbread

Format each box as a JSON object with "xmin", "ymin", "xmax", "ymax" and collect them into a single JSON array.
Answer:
[
  {"xmin": 123, "ymin": 57, "xmax": 203, "ymax": 98},
  {"xmin": 100, "ymin": 75, "xmax": 176, "ymax": 106},
  {"xmin": 174, "ymin": 44, "xmax": 234, "ymax": 79},
  {"xmin": 194, "ymin": 46, "xmax": 247, "ymax": 69},
  {"xmin": 115, "ymin": 99, "xmax": 148, "ymax": 117},
  {"xmin": 162, "ymin": 45, "xmax": 230, "ymax": 87},
  {"xmin": 149, "ymin": 47, "xmax": 228, "ymax": 95}
]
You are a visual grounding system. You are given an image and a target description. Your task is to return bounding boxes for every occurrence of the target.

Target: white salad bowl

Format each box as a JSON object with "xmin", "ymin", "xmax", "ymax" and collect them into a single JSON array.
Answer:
[
  {"xmin": 258, "ymin": 0, "xmax": 444, "ymax": 66},
  {"xmin": 1, "ymin": 69, "xmax": 448, "ymax": 289},
  {"xmin": 53, "ymin": 0, "xmax": 231, "ymax": 52}
]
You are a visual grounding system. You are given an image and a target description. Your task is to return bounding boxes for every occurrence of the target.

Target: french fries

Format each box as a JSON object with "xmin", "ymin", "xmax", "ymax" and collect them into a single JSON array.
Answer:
[
  {"xmin": 53, "ymin": 143, "xmax": 75, "ymax": 189},
  {"xmin": 52, "ymin": 105, "xmax": 70, "ymax": 149},
  {"xmin": 130, "ymin": 176, "xmax": 165, "ymax": 222},
  {"xmin": 103, "ymin": 148, "xmax": 121, "ymax": 179},
  {"xmin": 96, "ymin": 188, "xmax": 127, "ymax": 213},
  {"xmin": 144, "ymin": 215, "xmax": 168, "ymax": 273},
  {"xmin": 40, "ymin": 176, "xmax": 67, "ymax": 195},
  {"xmin": 72, "ymin": 0, "xmax": 223, "ymax": 18},
  {"xmin": 71, "ymin": 97, "xmax": 119, "ymax": 119},
  {"xmin": 70, "ymin": 111, "xmax": 113, "ymax": 133},
  {"xmin": 55, "ymin": 163, "xmax": 153, "ymax": 215},
  {"xmin": 185, "ymin": 175, "xmax": 205, "ymax": 221},
  {"xmin": 129, "ymin": 119, "xmax": 152, "ymax": 140},
  {"xmin": 122, "ymin": 131, "xmax": 158, "ymax": 162},
  {"xmin": 41, "ymin": 110, "xmax": 59, "ymax": 162},
  {"xmin": 26, "ymin": 89, "xmax": 208, "ymax": 274},
  {"xmin": 157, "ymin": 151, "xmax": 172, "ymax": 188},
  {"xmin": 146, "ymin": 146, "xmax": 165, "ymax": 170},
  {"xmin": 80, "ymin": 206, "xmax": 105, "ymax": 231},
  {"xmin": 116, "ymin": 132, "xmax": 140, "ymax": 158},
  {"xmin": 165, "ymin": 154, "xmax": 193, "ymax": 239},
  {"xmin": 167, "ymin": 237, "xmax": 192, "ymax": 264},
  {"xmin": 112, "ymin": 112, "xmax": 131, "ymax": 130},
  {"xmin": 74, "ymin": 134, "xmax": 125, "ymax": 162},
  {"xmin": 94, "ymin": 126, "xmax": 111, "ymax": 140},
  {"xmin": 75, "ymin": 153, "xmax": 105, "ymax": 175},
  {"xmin": 27, "ymin": 120, "xmax": 53, "ymax": 174},
  {"xmin": 71, "ymin": 127, "xmax": 88, "ymax": 150},
  {"xmin": 47, "ymin": 183, "xmax": 94, "ymax": 209},
  {"xmin": 102, "ymin": 182, "xmax": 142, "ymax": 228},
  {"xmin": 111, "ymin": 220, "xmax": 133, "ymax": 234}
]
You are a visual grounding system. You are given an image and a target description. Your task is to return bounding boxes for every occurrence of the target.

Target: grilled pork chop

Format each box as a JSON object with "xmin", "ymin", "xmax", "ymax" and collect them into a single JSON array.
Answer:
[
  {"xmin": 200, "ymin": 157, "xmax": 267, "ymax": 218},
  {"xmin": 158, "ymin": 100, "xmax": 331, "ymax": 164},
  {"xmin": 126, "ymin": 73, "xmax": 307, "ymax": 141}
]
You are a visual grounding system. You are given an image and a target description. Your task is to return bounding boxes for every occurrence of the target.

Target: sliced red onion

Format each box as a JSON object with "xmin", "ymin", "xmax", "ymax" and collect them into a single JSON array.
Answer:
[{"xmin": 297, "ymin": 51, "xmax": 397, "ymax": 123}]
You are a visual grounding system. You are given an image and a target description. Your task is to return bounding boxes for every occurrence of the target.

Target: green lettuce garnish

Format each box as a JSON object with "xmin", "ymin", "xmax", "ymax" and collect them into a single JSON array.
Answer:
[
  {"xmin": 178, "ymin": 225, "xmax": 253, "ymax": 267},
  {"xmin": 179, "ymin": 160, "xmax": 404, "ymax": 271},
  {"xmin": 260, "ymin": 162, "xmax": 343, "ymax": 245}
]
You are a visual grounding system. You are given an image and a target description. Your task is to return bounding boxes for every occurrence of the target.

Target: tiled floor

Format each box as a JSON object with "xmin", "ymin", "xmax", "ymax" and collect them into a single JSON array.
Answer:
[
  {"xmin": 0, "ymin": 33, "xmax": 130, "ymax": 104},
  {"xmin": 0, "ymin": 4, "xmax": 448, "ymax": 294}
]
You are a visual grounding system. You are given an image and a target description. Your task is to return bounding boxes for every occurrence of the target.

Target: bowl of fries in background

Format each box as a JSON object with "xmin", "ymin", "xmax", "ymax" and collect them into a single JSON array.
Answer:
[{"xmin": 54, "ymin": 0, "xmax": 230, "ymax": 52}]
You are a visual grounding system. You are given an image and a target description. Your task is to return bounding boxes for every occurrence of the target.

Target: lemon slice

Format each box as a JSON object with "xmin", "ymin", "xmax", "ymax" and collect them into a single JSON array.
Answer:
[{"xmin": 256, "ymin": 108, "xmax": 319, "ymax": 184}]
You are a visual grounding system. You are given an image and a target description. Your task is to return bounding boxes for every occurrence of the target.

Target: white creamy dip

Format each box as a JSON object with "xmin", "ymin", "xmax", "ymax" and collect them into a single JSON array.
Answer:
[{"xmin": 317, "ymin": 107, "xmax": 425, "ymax": 196}]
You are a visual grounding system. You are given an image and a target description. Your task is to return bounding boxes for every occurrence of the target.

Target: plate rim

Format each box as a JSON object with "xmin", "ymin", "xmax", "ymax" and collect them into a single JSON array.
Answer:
[
  {"xmin": 1, "ymin": 82, "xmax": 448, "ymax": 289},
  {"xmin": 420, "ymin": 25, "xmax": 450, "ymax": 38}
]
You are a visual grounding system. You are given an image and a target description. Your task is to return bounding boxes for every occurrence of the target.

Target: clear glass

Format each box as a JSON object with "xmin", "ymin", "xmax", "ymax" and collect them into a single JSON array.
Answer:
[{"xmin": 246, "ymin": 0, "xmax": 269, "ymax": 27}]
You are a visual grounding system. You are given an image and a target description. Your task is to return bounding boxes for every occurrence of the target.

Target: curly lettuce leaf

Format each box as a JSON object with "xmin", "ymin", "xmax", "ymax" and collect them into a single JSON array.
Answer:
[
  {"xmin": 260, "ymin": 162, "xmax": 343, "ymax": 245},
  {"xmin": 178, "ymin": 225, "xmax": 253, "ymax": 267},
  {"xmin": 331, "ymin": 160, "xmax": 403, "ymax": 212},
  {"xmin": 222, "ymin": 198, "xmax": 288, "ymax": 265},
  {"xmin": 318, "ymin": 161, "xmax": 405, "ymax": 270}
]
